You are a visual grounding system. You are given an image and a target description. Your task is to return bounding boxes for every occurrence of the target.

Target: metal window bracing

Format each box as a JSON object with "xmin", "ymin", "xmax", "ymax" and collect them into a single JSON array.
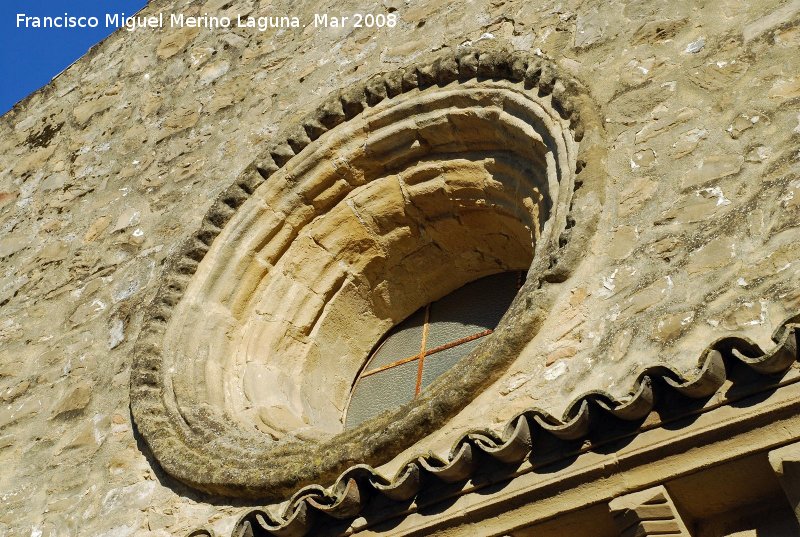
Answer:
[{"xmin": 346, "ymin": 271, "xmax": 524, "ymax": 428}]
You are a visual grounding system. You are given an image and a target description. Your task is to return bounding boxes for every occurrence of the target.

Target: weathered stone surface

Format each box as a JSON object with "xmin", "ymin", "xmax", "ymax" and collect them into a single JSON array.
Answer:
[
  {"xmin": 73, "ymin": 95, "xmax": 116, "ymax": 126},
  {"xmin": 682, "ymin": 155, "xmax": 744, "ymax": 189},
  {"xmin": 619, "ymin": 177, "xmax": 658, "ymax": 218},
  {"xmin": 0, "ymin": 236, "xmax": 27, "ymax": 259},
  {"xmin": 51, "ymin": 381, "xmax": 93, "ymax": 418},
  {"xmin": 156, "ymin": 27, "xmax": 200, "ymax": 59},
  {"xmin": 686, "ymin": 237, "xmax": 736, "ymax": 274},
  {"xmin": 0, "ymin": 0, "xmax": 797, "ymax": 533}
]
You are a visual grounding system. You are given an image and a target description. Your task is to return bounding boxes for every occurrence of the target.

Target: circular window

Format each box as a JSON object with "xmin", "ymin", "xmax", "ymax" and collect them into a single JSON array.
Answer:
[
  {"xmin": 346, "ymin": 271, "xmax": 524, "ymax": 428},
  {"xmin": 130, "ymin": 46, "xmax": 606, "ymax": 499}
]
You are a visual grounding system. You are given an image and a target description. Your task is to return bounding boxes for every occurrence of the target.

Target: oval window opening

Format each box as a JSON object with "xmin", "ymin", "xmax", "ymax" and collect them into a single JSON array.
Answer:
[{"xmin": 345, "ymin": 270, "xmax": 525, "ymax": 428}]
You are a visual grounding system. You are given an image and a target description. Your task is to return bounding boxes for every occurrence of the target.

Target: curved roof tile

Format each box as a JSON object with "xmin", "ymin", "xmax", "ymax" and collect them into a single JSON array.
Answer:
[{"xmin": 190, "ymin": 316, "xmax": 799, "ymax": 537}]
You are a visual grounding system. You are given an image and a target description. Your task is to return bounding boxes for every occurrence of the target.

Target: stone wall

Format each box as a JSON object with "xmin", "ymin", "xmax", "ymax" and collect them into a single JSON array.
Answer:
[{"xmin": 0, "ymin": 0, "xmax": 798, "ymax": 535}]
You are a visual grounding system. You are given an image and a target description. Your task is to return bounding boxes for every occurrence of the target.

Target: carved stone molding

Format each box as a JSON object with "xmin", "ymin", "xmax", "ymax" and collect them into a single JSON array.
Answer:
[
  {"xmin": 769, "ymin": 442, "xmax": 800, "ymax": 525},
  {"xmin": 609, "ymin": 486, "xmax": 693, "ymax": 537},
  {"xmin": 129, "ymin": 42, "xmax": 608, "ymax": 499}
]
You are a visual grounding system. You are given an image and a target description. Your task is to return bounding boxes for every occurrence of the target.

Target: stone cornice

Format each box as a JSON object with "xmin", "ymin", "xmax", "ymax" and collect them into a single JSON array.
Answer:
[{"xmin": 190, "ymin": 317, "xmax": 799, "ymax": 536}]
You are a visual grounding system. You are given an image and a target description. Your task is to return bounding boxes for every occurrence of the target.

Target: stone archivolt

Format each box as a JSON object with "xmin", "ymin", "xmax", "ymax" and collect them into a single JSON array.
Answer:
[{"xmin": 130, "ymin": 44, "xmax": 607, "ymax": 500}]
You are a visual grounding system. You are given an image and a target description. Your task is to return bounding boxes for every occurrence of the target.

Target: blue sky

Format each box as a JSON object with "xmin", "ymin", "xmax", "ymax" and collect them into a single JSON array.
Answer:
[{"xmin": 0, "ymin": 0, "xmax": 147, "ymax": 115}]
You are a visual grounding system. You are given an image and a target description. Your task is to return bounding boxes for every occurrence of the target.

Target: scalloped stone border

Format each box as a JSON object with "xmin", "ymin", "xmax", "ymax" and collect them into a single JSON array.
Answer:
[{"xmin": 130, "ymin": 42, "xmax": 609, "ymax": 499}]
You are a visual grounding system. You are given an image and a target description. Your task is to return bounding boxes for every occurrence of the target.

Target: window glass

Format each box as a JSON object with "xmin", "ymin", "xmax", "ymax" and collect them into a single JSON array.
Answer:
[{"xmin": 345, "ymin": 271, "xmax": 524, "ymax": 428}]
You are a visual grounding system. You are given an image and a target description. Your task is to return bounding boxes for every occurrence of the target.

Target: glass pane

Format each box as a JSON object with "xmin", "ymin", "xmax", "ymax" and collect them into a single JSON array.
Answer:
[
  {"xmin": 363, "ymin": 307, "xmax": 426, "ymax": 371},
  {"xmin": 425, "ymin": 271, "xmax": 520, "ymax": 350},
  {"xmin": 345, "ymin": 271, "xmax": 523, "ymax": 428},
  {"xmin": 345, "ymin": 360, "xmax": 418, "ymax": 428},
  {"xmin": 420, "ymin": 337, "xmax": 482, "ymax": 390}
]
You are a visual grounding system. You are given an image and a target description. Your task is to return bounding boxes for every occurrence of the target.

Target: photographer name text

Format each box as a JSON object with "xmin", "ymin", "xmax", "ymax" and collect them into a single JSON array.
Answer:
[{"xmin": 15, "ymin": 12, "xmax": 399, "ymax": 32}]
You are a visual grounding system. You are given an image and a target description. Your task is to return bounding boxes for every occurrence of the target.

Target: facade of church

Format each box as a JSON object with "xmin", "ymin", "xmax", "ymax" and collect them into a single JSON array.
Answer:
[{"xmin": 1, "ymin": 0, "xmax": 800, "ymax": 536}]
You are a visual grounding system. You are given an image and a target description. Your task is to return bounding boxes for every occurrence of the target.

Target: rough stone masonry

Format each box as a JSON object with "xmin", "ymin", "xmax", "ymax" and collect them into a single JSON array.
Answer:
[{"xmin": 1, "ymin": 0, "xmax": 799, "ymax": 535}]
